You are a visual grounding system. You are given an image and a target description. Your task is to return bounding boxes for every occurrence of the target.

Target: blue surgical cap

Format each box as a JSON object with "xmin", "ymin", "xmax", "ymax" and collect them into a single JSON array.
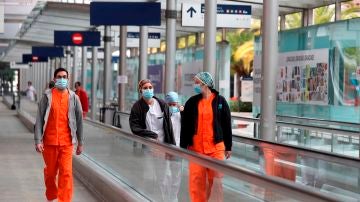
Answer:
[
  {"xmin": 165, "ymin": 91, "xmax": 179, "ymax": 103},
  {"xmin": 195, "ymin": 72, "xmax": 214, "ymax": 89}
]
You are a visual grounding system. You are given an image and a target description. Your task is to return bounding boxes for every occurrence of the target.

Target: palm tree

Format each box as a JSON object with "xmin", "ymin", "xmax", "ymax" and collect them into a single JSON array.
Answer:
[
  {"xmin": 313, "ymin": 5, "xmax": 335, "ymax": 24},
  {"xmin": 285, "ymin": 12, "xmax": 302, "ymax": 29},
  {"xmin": 341, "ymin": 1, "xmax": 360, "ymax": 20}
]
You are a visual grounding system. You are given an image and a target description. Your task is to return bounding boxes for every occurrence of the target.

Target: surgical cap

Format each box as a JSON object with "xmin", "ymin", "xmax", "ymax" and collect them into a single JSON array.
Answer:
[
  {"xmin": 195, "ymin": 72, "xmax": 214, "ymax": 89},
  {"xmin": 165, "ymin": 91, "xmax": 179, "ymax": 103}
]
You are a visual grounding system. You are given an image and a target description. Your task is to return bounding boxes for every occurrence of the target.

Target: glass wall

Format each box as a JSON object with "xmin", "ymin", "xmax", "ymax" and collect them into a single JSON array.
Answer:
[{"xmin": 255, "ymin": 17, "xmax": 360, "ymax": 123}]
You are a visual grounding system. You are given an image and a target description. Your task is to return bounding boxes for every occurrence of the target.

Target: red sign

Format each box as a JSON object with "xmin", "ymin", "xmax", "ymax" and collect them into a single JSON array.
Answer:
[
  {"xmin": 32, "ymin": 56, "xmax": 39, "ymax": 61},
  {"xmin": 72, "ymin": 33, "xmax": 83, "ymax": 45}
]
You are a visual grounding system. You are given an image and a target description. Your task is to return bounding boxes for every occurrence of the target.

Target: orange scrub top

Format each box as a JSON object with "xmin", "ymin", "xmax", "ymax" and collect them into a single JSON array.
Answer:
[
  {"xmin": 43, "ymin": 88, "xmax": 72, "ymax": 146},
  {"xmin": 190, "ymin": 93, "xmax": 225, "ymax": 154}
]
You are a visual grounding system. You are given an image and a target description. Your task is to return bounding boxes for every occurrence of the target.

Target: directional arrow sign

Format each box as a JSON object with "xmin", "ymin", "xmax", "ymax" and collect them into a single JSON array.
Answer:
[
  {"xmin": 182, "ymin": 3, "xmax": 251, "ymax": 28},
  {"xmin": 187, "ymin": 6, "xmax": 196, "ymax": 18}
]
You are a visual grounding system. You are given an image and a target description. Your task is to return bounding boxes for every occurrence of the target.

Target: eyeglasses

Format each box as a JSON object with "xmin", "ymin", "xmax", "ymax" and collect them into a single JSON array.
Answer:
[{"xmin": 56, "ymin": 75, "xmax": 67, "ymax": 79}]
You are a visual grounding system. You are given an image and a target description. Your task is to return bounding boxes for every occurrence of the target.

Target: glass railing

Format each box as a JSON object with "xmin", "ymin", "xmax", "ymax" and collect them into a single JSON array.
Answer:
[
  {"xmin": 82, "ymin": 116, "xmax": 360, "ymax": 201},
  {"xmin": 231, "ymin": 115, "xmax": 360, "ymax": 158},
  {"xmin": 230, "ymin": 136, "xmax": 360, "ymax": 201},
  {"xmin": 108, "ymin": 111, "xmax": 360, "ymax": 158},
  {"xmin": 82, "ymin": 120, "xmax": 341, "ymax": 202}
]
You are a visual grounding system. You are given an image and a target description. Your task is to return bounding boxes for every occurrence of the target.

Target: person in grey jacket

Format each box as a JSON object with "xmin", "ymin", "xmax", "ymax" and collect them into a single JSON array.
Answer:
[{"xmin": 34, "ymin": 67, "xmax": 83, "ymax": 202}]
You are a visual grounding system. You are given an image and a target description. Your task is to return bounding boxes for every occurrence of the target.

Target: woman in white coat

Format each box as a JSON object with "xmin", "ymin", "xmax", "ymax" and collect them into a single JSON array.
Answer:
[{"xmin": 164, "ymin": 91, "xmax": 184, "ymax": 202}]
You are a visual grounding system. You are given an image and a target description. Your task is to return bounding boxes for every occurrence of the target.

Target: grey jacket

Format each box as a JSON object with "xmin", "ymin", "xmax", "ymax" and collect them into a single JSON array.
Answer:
[{"xmin": 34, "ymin": 89, "xmax": 84, "ymax": 145}]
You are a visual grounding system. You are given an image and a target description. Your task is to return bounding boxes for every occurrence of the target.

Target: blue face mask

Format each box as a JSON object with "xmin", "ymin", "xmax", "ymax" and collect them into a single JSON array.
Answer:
[
  {"xmin": 55, "ymin": 78, "xmax": 68, "ymax": 90},
  {"xmin": 193, "ymin": 84, "xmax": 202, "ymax": 94},
  {"xmin": 142, "ymin": 89, "xmax": 154, "ymax": 100},
  {"xmin": 169, "ymin": 106, "xmax": 180, "ymax": 114}
]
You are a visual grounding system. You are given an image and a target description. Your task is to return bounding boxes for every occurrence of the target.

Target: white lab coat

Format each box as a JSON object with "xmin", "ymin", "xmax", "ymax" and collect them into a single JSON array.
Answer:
[
  {"xmin": 26, "ymin": 85, "xmax": 36, "ymax": 101},
  {"xmin": 145, "ymin": 100, "xmax": 183, "ymax": 202},
  {"xmin": 170, "ymin": 111, "xmax": 181, "ymax": 147},
  {"xmin": 145, "ymin": 99, "xmax": 165, "ymax": 142}
]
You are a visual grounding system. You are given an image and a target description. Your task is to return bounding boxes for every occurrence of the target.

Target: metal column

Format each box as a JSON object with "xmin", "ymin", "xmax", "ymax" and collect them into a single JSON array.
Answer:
[
  {"xmin": 302, "ymin": 9, "xmax": 308, "ymax": 27},
  {"xmin": 72, "ymin": 47, "xmax": 78, "ymax": 89},
  {"xmin": 81, "ymin": 46, "xmax": 87, "ymax": 87},
  {"xmin": 66, "ymin": 46, "xmax": 71, "ymax": 71},
  {"xmin": 164, "ymin": 0, "xmax": 177, "ymax": 93},
  {"xmin": 60, "ymin": 57, "xmax": 64, "ymax": 68},
  {"xmin": 260, "ymin": 0, "xmax": 279, "ymax": 141},
  {"xmin": 118, "ymin": 26, "xmax": 127, "ymax": 112},
  {"xmin": 40, "ymin": 63, "xmax": 43, "ymax": 91},
  {"xmin": 280, "ymin": 15, "xmax": 286, "ymax": 30},
  {"xmin": 335, "ymin": 0, "xmax": 341, "ymax": 21},
  {"xmin": 91, "ymin": 47, "xmax": 98, "ymax": 120},
  {"xmin": 139, "ymin": 26, "xmax": 148, "ymax": 81},
  {"xmin": 52, "ymin": 59, "xmax": 56, "ymax": 80},
  {"xmin": 43, "ymin": 62, "xmax": 47, "ymax": 89},
  {"xmin": 103, "ymin": 26, "xmax": 112, "ymax": 106},
  {"xmin": 34, "ymin": 63, "xmax": 38, "ymax": 93},
  {"xmin": 54, "ymin": 58, "xmax": 58, "ymax": 69},
  {"xmin": 204, "ymin": 0, "xmax": 217, "ymax": 79},
  {"xmin": 48, "ymin": 59, "xmax": 52, "ymax": 80}
]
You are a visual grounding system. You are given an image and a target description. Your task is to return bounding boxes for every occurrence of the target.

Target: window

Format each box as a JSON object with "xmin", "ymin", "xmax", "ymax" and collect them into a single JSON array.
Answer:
[
  {"xmin": 313, "ymin": 5, "xmax": 335, "ymax": 25},
  {"xmin": 160, "ymin": 41, "xmax": 166, "ymax": 52},
  {"xmin": 177, "ymin": 37, "xmax": 186, "ymax": 49},
  {"xmin": 188, "ymin": 35, "xmax": 196, "ymax": 47},
  {"xmin": 285, "ymin": 12, "xmax": 302, "ymax": 29},
  {"xmin": 341, "ymin": 0, "xmax": 360, "ymax": 20}
]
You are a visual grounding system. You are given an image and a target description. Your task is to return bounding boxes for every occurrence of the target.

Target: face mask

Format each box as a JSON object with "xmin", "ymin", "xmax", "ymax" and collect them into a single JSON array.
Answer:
[
  {"xmin": 142, "ymin": 89, "xmax": 154, "ymax": 100},
  {"xmin": 55, "ymin": 78, "xmax": 68, "ymax": 90},
  {"xmin": 193, "ymin": 84, "xmax": 202, "ymax": 94},
  {"xmin": 169, "ymin": 106, "xmax": 180, "ymax": 114}
]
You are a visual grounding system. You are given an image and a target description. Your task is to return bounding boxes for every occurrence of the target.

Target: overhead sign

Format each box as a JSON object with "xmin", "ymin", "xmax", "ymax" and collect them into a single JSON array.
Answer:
[
  {"xmin": 182, "ymin": 3, "xmax": 251, "ymax": 28},
  {"xmin": 127, "ymin": 32, "xmax": 161, "ymax": 48},
  {"xmin": 54, "ymin": 31, "xmax": 101, "ymax": 46},
  {"xmin": 90, "ymin": 2, "xmax": 161, "ymax": 26},
  {"xmin": 22, "ymin": 54, "xmax": 48, "ymax": 63},
  {"xmin": 32, "ymin": 47, "xmax": 64, "ymax": 58},
  {"xmin": 10, "ymin": 61, "xmax": 29, "ymax": 69}
]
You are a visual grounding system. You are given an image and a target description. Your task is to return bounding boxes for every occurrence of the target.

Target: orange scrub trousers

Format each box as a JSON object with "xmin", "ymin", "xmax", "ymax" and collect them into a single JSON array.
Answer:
[
  {"xmin": 42, "ymin": 89, "xmax": 73, "ymax": 202},
  {"xmin": 188, "ymin": 93, "xmax": 225, "ymax": 202}
]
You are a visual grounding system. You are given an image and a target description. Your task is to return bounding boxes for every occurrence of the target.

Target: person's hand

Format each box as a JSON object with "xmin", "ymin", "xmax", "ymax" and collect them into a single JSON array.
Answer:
[
  {"xmin": 35, "ymin": 143, "xmax": 44, "ymax": 153},
  {"xmin": 76, "ymin": 145, "xmax": 83, "ymax": 155},
  {"xmin": 225, "ymin": 151, "xmax": 232, "ymax": 159}
]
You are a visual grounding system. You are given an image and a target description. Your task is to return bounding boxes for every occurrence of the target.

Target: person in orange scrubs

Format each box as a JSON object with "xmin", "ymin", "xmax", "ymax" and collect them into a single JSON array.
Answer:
[
  {"xmin": 34, "ymin": 67, "xmax": 84, "ymax": 202},
  {"xmin": 180, "ymin": 72, "xmax": 232, "ymax": 202}
]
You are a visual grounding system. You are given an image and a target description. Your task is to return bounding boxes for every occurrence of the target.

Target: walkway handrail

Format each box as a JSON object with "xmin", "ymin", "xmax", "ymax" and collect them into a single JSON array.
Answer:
[
  {"xmin": 232, "ymin": 135, "xmax": 360, "ymax": 167},
  {"xmin": 116, "ymin": 111, "xmax": 360, "ymax": 136},
  {"xmin": 117, "ymin": 111, "xmax": 360, "ymax": 129},
  {"xmin": 85, "ymin": 119, "xmax": 341, "ymax": 202},
  {"xmin": 276, "ymin": 115, "xmax": 360, "ymax": 129},
  {"xmin": 276, "ymin": 120, "xmax": 359, "ymax": 137},
  {"xmin": 231, "ymin": 113, "xmax": 360, "ymax": 130}
]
